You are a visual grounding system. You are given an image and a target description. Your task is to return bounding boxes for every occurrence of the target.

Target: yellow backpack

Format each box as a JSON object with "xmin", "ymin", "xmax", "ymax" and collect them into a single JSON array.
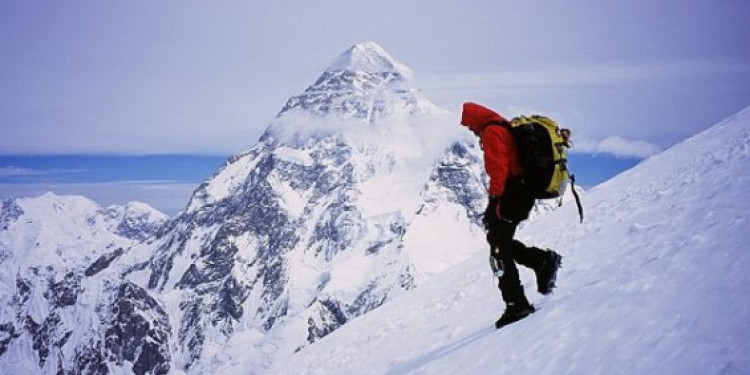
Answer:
[{"xmin": 505, "ymin": 115, "xmax": 583, "ymax": 222}]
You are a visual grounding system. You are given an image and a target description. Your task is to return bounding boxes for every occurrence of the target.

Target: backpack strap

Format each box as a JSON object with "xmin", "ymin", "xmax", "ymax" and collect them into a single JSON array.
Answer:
[
  {"xmin": 487, "ymin": 120, "xmax": 510, "ymax": 129},
  {"xmin": 569, "ymin": 174, "xmax": 584, "ymax": 223}
]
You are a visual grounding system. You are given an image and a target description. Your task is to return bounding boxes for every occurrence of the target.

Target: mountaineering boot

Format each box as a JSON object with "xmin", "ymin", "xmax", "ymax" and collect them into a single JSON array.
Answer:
[
  {"xmin": 495, "ymin": 302, "xmax": 535, "ymax": 329},
  {"xmin": 535, "ymin": 250, "xmax": 562, "ymax": 295}
]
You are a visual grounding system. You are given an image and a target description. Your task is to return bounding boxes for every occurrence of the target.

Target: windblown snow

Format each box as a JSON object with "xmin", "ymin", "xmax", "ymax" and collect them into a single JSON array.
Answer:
[{"xmin": 269, "ymin": 106, "xmax": 750, "ymax": 374}]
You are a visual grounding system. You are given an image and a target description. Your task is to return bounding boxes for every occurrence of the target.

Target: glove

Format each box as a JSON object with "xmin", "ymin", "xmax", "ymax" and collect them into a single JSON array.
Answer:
[{"xmin": 482, "ymin": 195, "xmax": 501, "ymax": 228}]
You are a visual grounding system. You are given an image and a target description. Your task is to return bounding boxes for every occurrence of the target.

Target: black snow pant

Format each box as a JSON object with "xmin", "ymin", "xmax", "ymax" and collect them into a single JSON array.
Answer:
[{"xmin": 485, "ymin": 180, "xmax": 548, "ymax": 306}]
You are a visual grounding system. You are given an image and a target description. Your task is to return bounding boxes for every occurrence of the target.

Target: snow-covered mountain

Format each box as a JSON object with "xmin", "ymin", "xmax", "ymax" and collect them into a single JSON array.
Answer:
[
  {"xmin": 0, "ymin": 42, "xmax": 498, "ymax": 374},
  {"xmin": 270, "ymin": 106, "xmax": 750, "ymax": 374},
  {"xmin": 0, "ymin": 193, "xmax": 168, "ymax": 374},
  {"xmin": 113, "ymin": 41, "xmax": 486, "ymax": 373}
]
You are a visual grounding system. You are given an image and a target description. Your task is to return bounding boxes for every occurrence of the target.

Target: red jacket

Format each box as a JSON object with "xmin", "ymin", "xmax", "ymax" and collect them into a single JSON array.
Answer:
[{"xmin": 460, "ymin": 102, "xmax": 522, "ymax": 196}]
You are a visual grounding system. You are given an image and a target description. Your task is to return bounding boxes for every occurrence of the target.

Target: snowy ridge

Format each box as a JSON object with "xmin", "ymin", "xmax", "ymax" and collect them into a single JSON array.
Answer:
[
  {"xmin": 0, "ymin": 192, "xmax": 167, "ymax": 275},
  {"xmin": 0, "ymin": 193, "xmax": 168, "ymax": 375},
  {"xmin": 270, "ymin": 106, "xmax": 750, "ymax": 374}
]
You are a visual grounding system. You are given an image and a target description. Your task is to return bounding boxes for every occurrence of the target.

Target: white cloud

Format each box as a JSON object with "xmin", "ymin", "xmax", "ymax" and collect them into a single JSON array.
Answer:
[
  {"xmin": 0, "ymin": 167, "xmax": 42, "ymax": 177},
  {"xmin": 574, "ymin": 136, "xmax": 661, "ymax": 159},
  {"xmin": 268, "ymin": 109, "xmax": 469, "ymax": 165},
  {"xmin": 0, "ymin": 166, "xmax": 86, "ymax": 178}
]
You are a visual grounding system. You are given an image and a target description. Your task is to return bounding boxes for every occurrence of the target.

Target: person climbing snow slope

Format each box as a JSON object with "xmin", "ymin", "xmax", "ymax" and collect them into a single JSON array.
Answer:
[{"xmin": 460, "ymin": 102, "xmax": 563, "ymax": 329}]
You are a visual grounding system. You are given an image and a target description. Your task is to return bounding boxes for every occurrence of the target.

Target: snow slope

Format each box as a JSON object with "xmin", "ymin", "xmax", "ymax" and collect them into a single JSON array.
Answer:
[{"xmin": 270, "ymin": 106, "xmax": 750, "ymax": 374}]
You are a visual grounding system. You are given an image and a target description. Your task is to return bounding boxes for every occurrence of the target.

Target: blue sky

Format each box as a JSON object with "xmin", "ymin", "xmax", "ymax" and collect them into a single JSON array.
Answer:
[
  {"xmin": 0, "ymin": 155, "xmax": 224, "ymax": 215},
  {"xmin": 1, "ymin": 1, "xmax": 749, "ymax": 214}
]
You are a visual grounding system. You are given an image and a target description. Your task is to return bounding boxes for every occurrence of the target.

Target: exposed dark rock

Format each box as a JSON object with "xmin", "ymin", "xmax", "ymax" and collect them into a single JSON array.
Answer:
[
  {"xmin": 0, "ymin": 322, "xmax": 18, "ymax": 357},
  {"xmin": 0, "ymin": 198, "xmax": 24, "ymax": 230},
  {"xmin": 47, "ymin": 272, "xmax": 81, "ymax": 307},
  {"xmin": 84, "ymin": 248, "xmax": 125, "ymax": 277},
  {"xmin": 73, "ymin": 342, "xmax": 109, "ymax": 375},
  {"xmin": 104, "ymin": 282, "xmax": 171, "ymax": 375}
]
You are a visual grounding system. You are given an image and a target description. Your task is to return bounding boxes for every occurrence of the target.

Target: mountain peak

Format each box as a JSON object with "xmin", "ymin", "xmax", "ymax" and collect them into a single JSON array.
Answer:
[
  {"xmin": 326, "ymin": 41, "xmax": 413, "ymax": 79},
  {"xmin": 278, "ymin": 41, "xmax": 436, "ymax": 119}
]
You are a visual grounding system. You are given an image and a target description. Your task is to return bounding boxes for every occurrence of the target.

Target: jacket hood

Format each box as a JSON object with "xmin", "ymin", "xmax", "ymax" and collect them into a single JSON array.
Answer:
[{"xmin": 460, "ymin": 102, "xmax": 508, "ymax": 134}]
